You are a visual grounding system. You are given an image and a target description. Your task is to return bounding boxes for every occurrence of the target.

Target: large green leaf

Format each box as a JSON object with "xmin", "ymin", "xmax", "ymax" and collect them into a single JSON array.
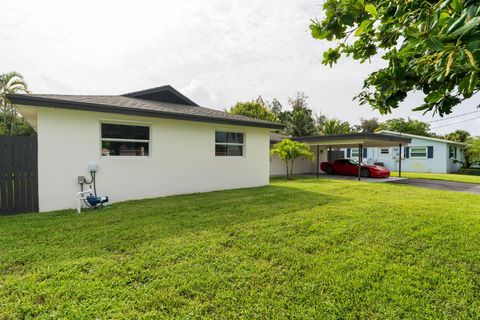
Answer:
[
  {"xmin": 467, "ymin": 40, "xmax": 480, "ymax": 52},
  {"xmin": 449, "ymin": 16, "xmax": 480, "ymax": 37},
  {"xmin": 451, "ymin": 0, "xmax": 463, "ymax": 12},
  {"xmin": 425, "ymin": 91, "xmax": 445, "ymax": 103},
  {"xmin": 355, "ymin": 20, "xmax": 373, "ymax": 36},
  {"xmin": 426, "ymin": 37, "xmax": 444, "ymax": 51},
  {"xmin": 365, "ymin": 4, "xmax": 377, "ymax": 17},
  {"xmin": 446, "ymin": 11, "xmax": 467, "ymax": 34}
]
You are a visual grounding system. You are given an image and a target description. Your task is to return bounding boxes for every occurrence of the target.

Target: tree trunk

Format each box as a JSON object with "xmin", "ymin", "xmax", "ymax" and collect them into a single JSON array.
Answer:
[
  {"xmin": 10, "ymin": 106, "xmax": 15, "ymax": 135},
  {"xmin": 289, "ymin": 159, "xmax": 295, "ymax": 180},
  {"xmin": 285, "ymin": 160, "xmax": 289, "ymax": 179},
  {"xmin": 2, "ymin": 106, "xmax": 6, "ymax": 135},
  {"xmin": 465, "ymin": 154, "xmax": 471, "ymax": 168}
]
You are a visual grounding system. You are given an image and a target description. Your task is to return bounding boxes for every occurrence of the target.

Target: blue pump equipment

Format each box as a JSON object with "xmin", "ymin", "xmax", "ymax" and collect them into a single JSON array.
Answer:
[
  {"xmin": 86, "ymin": 195, "xmax": 109, "ymax": 207},
  {"xmin": 77, "ymin": 162, "xmax": 109, "ymax": 213}
]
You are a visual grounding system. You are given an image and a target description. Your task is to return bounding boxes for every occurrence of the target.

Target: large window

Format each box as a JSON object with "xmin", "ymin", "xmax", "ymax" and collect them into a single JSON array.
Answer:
[
  {"xmin": 215, "ymin": 131, "xmax": 244, "ymax": 156},
  {"xmin": 101, "ymin": 123, "xmax": 150, "ymax": 156},
  {"xmin": 410, "ymin": 146, "xmax": 427, "ymax": 158}
]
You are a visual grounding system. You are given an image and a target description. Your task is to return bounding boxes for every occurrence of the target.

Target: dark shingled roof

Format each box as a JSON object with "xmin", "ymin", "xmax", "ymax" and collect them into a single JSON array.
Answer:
[
  {"xmin": 8, "ymin": 93, "xmax": 284, "ymax": 129},
  {"xmin": 270, "ymin": 132, "xmax": 290, "ymax": 144}
]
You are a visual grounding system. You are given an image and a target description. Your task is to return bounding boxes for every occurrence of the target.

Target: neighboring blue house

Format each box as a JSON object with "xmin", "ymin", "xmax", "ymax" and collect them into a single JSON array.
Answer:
[{"xmin": 344, "ymin": 130, "xmax": 467, "ymax": 173}]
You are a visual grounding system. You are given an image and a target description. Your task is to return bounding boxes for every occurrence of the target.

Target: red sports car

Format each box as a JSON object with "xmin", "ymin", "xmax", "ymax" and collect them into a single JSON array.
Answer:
[{"xmin": 320, "ymin": 158, "xmax": 390, "ymax": 178}]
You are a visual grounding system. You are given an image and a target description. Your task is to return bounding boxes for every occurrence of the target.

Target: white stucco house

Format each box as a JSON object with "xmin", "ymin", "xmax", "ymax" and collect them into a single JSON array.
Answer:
[
  {"xmin": 9, "ymin": 85, "xmax": 283, "ymax": 212},
  {"xmin": 344, "ymin": 131, "xmax": 467, "ymax": 173}
]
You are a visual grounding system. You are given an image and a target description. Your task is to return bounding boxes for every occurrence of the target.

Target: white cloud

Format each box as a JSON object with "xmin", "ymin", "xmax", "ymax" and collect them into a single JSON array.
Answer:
[{"xmin": 1, "ymin": 0, "xmax": 479, "ymax": 134}]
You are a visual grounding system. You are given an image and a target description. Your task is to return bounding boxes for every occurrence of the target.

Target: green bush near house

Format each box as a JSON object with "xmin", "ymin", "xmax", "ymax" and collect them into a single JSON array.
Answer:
[{"xmin": 1, "ymin": 177, "xmax": 480, "ymax": 318}]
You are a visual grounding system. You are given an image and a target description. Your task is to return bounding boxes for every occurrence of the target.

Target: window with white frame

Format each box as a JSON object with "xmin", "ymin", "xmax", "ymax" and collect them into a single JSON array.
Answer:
[
  {"xmin": 351, "ymin": 148, "xmax": 360, "ymax": 158},
  {"xmin": 449, "ymin": 146, "xmax": 457, "ymax": 159},
  {"xmin": 410, "ymin": 146, "xmax": 427, "ymax": 158},
  {"xmin": 101, "ymin": 123, "xmax": 150, "ymax": 156},
  {"xmin": 380, "ymin": 148, "xmax": 390, "ymax": 155},
  {"xmin": 215, "ymin": 131, "xmax": 244, "ymax": 156}
]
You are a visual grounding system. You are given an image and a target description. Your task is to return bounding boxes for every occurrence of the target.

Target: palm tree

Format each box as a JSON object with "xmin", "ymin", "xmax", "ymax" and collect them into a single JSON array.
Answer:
[
  {"xmin": 0, "ymin": 72, "xmax": 29, "ymax": 135},
  {"xmin": 285, "ymin": 108, "xmax": 317, "ymax": 137},
  {"xmin": 444, "ymin": 130, "xmax": 471, "ymax": 143},
  {"xmin": 319, "ymin": 119, "xmax": 351, "ymax": 135}
]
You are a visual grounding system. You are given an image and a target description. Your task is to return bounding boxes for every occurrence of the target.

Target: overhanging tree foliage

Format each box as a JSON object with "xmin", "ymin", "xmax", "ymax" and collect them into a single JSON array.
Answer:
[{"xmin": 310, "ymin": 0, "xmax": 480, "ymax": 116}]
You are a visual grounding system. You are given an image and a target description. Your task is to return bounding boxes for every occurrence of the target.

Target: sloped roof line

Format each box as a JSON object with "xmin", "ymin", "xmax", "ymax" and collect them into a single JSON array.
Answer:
[
  {"xmin": 7, "ymin": 93, "xmax": 284, "ymax": 130},
  {"xmin": 377, "ymin": 130, "xmax": 467, "ymax": 146}
]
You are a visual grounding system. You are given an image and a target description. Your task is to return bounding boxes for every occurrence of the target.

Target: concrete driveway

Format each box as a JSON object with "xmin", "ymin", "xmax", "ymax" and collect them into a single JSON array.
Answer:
[
  {"xmin": 389, "ymin": 179, "xmax": 480, "ymax": 195},
  {"xmin": 315, "ymin": 173, "xmax": 407, "ymax": 183}
]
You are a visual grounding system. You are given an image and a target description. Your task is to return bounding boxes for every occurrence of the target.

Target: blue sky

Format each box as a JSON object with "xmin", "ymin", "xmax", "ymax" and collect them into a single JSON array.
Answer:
[{"xmin": 1, "ymin": 0, "xmax": 479, "ymax": 135}]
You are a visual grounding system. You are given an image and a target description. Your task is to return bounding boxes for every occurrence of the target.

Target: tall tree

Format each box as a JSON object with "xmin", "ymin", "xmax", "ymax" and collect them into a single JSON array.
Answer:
[
  {"xmin": 315, "ymin": 112, "xmax": 328, "ymax": 133},
  {"xmin": 277, "ymin": 92, "xmax": 318, "ymax": 136},
  {"xmin": 319, "ymin": 119, "xmax": 352, "ymax": 135},
  {"xmin": 354, "ymin": 117, "xmax": 380, "ymax": 133},
  {"xmin": 288, "ymin": 92, "xmax": 309, "ymax": 111},
  {"xmin": 255, "ymin": 95, "xmax": 267, "ymax": 106},
  {"xmin": 228, "ymin": 100, "xmax": 277, "ymax": 122},
  {"xmin": 285, "ymin": 108, "xmax": 317, "ymax": 137},
  {"xmin": 444, "ymin": 129, "xmax": 471, "ymax": 142},
  {"xmin": 310, "ymin": 0, "xmax": 480, "ymax": 116},
  {"xmin": 269, "ymin": 98, "xmax": 283, "ymax": 117},
  {"xmin": 377, "ymin": 118, "xmax": 431, "ymax": 136},
  {"xmin": 0, "ymin": 72, "xmax": 29, "ymax": 135}
]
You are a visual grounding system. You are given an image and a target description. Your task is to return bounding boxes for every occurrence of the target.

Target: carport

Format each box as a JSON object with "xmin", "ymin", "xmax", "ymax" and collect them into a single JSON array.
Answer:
[{"xmin": 294, "ymin": 133, "xmax": 412, "ymax": 181}]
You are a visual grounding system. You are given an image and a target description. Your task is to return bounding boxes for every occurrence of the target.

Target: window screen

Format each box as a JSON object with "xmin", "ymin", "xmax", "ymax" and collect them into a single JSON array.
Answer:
[
  {"xmin": 215, "ymin": 131, "xmax": 244, "ymax": 156},
  {"xmin": 410, "ymin": 146, "xmax": 427, "ymax": 158}
]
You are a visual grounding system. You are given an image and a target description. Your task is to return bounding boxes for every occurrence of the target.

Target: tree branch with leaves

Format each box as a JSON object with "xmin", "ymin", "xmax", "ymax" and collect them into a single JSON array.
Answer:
[{"xmin": 311, "ymin": 0, "xmax": 480, "ymax": 116}]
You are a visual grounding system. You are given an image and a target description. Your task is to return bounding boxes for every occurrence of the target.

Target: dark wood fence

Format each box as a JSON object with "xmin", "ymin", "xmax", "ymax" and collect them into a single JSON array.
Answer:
[{"xmin": 0, "ymin": 136, "xmax": 38, "ymax": 215}]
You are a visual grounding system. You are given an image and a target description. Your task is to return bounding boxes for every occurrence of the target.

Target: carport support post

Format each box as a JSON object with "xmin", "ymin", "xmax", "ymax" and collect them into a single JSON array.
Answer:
[
  {"xmin": 398, "ymin": 143, "xmax": 402, "ymax": 177},
  {"xmin": 358, "ymin": 143, "xmax": 362, "ymax": 181},
  {"xmin": 328, "ymin": 146, "xmax": 332, "ymax": 162},
  {"xmin": 316, "ymin": 145, "xmax": 319, "ymax": 178}
]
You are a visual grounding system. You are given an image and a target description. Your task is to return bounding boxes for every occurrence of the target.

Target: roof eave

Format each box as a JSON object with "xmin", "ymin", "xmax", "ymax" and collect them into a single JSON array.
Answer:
[
  {"xmin": 377, "ymin": 130, "xmax": 468, "ymax": 146},
  {"xmin": 293, "ymin": 133, "xmax": 412, "ymax": 144},
  {"xmin": 8, "ymin": 94, "xmax": 285, "ymax": 130}
]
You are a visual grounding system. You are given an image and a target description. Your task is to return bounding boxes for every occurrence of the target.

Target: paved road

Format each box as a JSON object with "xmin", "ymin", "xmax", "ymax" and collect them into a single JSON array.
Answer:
[{"xmin": 389, "ymin": 178, "xmax": 480, "ymax": 195}]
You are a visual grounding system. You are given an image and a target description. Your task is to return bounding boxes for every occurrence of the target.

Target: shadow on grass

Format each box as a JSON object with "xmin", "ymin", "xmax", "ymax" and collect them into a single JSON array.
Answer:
[{"xmin": 0, "ymin": 182, "xmax": 345, "ymax": 270}]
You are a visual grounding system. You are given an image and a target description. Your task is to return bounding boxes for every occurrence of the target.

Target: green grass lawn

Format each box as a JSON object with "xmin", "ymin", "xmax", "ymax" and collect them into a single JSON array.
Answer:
[
  {"xmin": 1, "ymin": 177, "xmax": 480, "ymax": 319},
  {"xmin": 392, "ymin": 171, "xmax": 480, "ymax": 184}
]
